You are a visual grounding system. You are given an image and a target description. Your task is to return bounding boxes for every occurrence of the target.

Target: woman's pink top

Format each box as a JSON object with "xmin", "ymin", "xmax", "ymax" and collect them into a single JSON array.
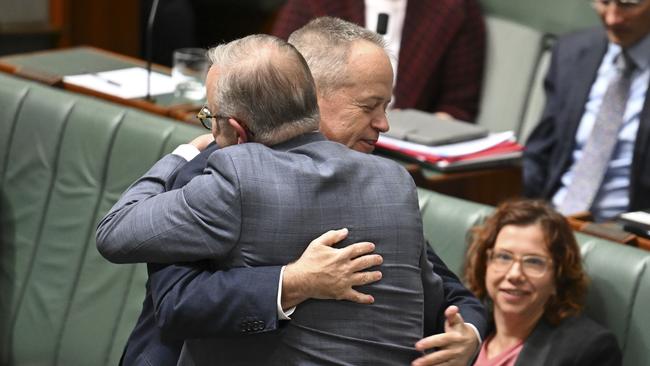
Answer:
[{"xmin": 473, "ymin": 335, "xmax": 525, "ymax": 366}]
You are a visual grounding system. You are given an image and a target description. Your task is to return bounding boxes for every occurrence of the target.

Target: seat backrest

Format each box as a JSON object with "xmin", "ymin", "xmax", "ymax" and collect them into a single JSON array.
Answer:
[
  {"xmin": 624, "ymin": 254, "xmax": 650, "ymax": 366},
  {"xmin": 418, "ymin": 188, "xmax": 493, "ymax": 274},
  {"xmin": 0, "ymin": 72, "xmax": 202, "ymax": 366},
  {"xmin": 578, "ymin": 236, "xmax": 648, "ymax": 360},
  {"xmin": 475, "ymin": 16, "xmax": 545, "ymax": 135},
  {"xmin": 479, "ymin": 0, "xmax": 600, "ymax": 35},
  {"xmin": 517, "ymin": 45, "xmax": 552, "ymax": 142}
]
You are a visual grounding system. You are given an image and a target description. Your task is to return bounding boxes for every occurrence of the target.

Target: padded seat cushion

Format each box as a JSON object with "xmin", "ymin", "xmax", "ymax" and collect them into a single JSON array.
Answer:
[{"xmin": 0, "ymin": 73, "xmax": 202, "ymax": 365}]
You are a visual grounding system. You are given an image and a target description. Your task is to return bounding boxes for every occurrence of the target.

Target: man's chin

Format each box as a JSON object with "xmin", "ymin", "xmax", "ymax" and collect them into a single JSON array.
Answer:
[
  {"xmin": 352, "ymin": 141, "xmax": 376, "ymax": 154},
  {"xmin": 607, "ymin": 30, "xmax": 637, "ymax": 48}
]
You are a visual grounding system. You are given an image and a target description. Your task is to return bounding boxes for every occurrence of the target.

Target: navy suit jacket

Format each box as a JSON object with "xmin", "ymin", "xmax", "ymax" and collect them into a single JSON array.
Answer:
[
  {"xmin": 121, "ymin": 142, "xmax": 487, "ymax": 365},
  {"xmin": 523, "ymin": 28, "xmax": 650, "ymax": 211}
]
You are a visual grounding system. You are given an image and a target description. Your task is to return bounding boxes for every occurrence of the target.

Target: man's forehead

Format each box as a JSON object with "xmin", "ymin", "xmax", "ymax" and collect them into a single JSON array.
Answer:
[{"xmin": 335, "ymin": 79, "xmax": 391, "ymax": 100}]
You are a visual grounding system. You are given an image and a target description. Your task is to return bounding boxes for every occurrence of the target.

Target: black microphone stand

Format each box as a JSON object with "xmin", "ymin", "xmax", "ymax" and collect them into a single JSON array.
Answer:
[
  {"xmin": 377, "ymin": 13, "xmax": 389, "ymax": 35},
  {"xmin": 145, "ymin": 0, "xmax": 160, "ymax": 102}
]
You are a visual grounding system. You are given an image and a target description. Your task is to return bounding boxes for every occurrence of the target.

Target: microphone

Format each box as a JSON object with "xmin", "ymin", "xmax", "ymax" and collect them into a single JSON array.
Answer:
[
  {"xmin": 376, "ymin": 13, "xmax": 389, "ymax": 35},
  {"xmin": 145, "ymin": 0, "xmax": 160, "ymax": 102}
]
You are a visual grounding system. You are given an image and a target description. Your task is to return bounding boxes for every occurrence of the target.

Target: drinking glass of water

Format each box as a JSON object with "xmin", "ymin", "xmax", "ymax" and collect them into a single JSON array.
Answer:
[{"xmin": 172, "ymin": 48, "xmax": 208, "ymax": 101}]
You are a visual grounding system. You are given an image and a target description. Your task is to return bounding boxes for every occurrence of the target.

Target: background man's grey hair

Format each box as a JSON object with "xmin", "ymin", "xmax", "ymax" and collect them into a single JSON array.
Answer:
[
  {"xmin": 207, "ymin": 34, "xmax": 320, "ymax": 145},
  {"xmin": 288, "ymin": 17, "xmax": 388, "ymax": 96}
]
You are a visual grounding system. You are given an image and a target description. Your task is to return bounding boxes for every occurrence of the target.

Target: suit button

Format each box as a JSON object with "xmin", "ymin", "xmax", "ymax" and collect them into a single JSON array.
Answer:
[{"xmin": 240, "ymin": 321, "xmax": 250, "ymax": 332}]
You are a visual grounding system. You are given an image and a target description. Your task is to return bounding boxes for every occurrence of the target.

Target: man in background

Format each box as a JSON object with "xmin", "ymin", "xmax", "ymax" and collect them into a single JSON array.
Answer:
[
  {"xmin": 524, "ymin": 0, "xmax": 650, "ymax": 221},
  {"xmin": 272, "ymin": 0, "xmax": 486, "ymax": 122}
]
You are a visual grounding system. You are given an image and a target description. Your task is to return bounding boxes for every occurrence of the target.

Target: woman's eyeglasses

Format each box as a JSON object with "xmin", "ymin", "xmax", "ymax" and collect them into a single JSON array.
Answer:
[{"xmin": 487, "ymin": 249, "xmax": 553, "ymax": 278}]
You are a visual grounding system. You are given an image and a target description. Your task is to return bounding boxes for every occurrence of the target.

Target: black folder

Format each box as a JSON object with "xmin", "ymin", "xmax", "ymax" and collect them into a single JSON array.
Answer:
[{"xmin": 384, "ymin": 109, "xmax": 489, "ymax": 146}]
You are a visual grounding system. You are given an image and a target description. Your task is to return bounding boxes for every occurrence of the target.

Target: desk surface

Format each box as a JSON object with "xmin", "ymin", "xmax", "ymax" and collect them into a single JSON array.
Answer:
[
  {"xmin": 376, "ymin": 151, "xmax": 522, "ymax": 205},
  {"xmin": 0, "ymin": 46, "xmax": 199, "ymax": 120},
  {"xmin": 1, "ymin": 47, "xmax": 141, "ymax": 75},
  {"xmin": 0, "ymin": 47, "xmax": 523, "ymax": 206}
]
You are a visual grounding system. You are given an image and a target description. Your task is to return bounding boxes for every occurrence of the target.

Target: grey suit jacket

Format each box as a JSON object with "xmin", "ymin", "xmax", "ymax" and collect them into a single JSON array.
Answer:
[{"xmin": 97, "ymin": 132, "xmax": 444, "ymax": 365}]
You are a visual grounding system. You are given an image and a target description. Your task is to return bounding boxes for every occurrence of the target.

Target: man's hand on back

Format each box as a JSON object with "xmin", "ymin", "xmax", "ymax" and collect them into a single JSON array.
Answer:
[{"xmin": 281, "ymin": 228, "xmax": 383, "ymax": 310}]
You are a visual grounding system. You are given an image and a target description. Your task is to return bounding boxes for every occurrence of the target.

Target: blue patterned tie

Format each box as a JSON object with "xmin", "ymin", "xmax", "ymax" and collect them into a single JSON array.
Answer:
[{"xmin": 558, "ymin": 52, "xmax": 636, "ymax": 216}]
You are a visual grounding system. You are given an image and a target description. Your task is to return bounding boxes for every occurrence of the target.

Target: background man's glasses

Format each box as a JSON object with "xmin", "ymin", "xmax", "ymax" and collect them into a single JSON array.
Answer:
[{"xmin": 487, "ymin": 249, "xmax": 552, "ymax": 278}]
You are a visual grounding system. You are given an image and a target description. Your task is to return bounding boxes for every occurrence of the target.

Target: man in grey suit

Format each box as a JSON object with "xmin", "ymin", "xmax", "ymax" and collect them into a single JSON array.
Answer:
[{"xmin": 97, "ymin": 34, "xmax": 445, "ymax": 364}]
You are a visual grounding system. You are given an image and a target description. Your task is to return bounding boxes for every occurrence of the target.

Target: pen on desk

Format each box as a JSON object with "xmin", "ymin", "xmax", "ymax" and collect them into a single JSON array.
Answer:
[{"xmin": 91, "ymin": 73, "xmax": 122, "ymax": 87}]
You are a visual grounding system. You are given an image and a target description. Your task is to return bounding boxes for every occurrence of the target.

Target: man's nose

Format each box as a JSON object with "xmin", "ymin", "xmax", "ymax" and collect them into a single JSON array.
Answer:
[
  {"xmin": 603, "ymin": 3, "xmax": 625, "ymax": 26},
  {"xmin": 373, "ymin": 113, "xmax": 390, "ymax": 133}
]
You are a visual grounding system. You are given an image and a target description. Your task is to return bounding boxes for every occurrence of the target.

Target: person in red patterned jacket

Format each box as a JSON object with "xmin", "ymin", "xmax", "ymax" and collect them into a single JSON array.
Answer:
[{"xmin": 271, "ymin": 0, "xmax": 486, "ymax": 123}]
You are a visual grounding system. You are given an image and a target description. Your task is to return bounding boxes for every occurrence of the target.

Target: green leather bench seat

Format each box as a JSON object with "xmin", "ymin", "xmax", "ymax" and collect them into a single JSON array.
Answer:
[
  {"xmin": 474, "ymin": 1, "xmax": 601, "ymax": 143},
  {"xmin": 479, "ymin": 0, "xmax": 599, "ymax": 36},
  {"xmin": 0, "ymin": 72, "xmax": 203, "ymax": 365},
  {"xmin": 1, "ymin": 72, "xmax": 648, "ymax": 366}
]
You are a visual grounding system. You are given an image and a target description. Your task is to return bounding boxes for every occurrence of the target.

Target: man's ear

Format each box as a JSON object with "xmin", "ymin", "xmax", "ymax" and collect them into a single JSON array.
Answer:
[{"xmin": 228, "ymin": 118, "xmax": 248, "ymax": 143}]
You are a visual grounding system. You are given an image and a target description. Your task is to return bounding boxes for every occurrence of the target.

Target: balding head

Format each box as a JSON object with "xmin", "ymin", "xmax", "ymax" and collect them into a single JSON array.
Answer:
[{"xmin": 206, "ymin": 34, "xmax": 319, "ymax": 146}]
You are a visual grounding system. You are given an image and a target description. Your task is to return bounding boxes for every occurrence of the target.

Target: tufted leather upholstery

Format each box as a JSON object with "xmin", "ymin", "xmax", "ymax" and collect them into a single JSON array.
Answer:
[
  {"xmin": 0, "ymin": 72, "xmax": 203, "ymax": 365},
  {"xmin": 1, "ymin": 72, "xmax": 648, "ymax": 366}
]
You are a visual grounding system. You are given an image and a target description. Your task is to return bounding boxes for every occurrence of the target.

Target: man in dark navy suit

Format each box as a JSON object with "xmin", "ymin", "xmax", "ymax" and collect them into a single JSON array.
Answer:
[{"xmin": 524, "ymin": 0, "xmax": 650, "ymax": 221}]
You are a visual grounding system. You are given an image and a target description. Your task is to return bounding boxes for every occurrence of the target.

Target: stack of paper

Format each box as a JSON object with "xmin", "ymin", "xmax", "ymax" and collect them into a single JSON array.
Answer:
[
  {"xmin": 376, "ymin": 131, "xmax": 523, "ymax": 172},
  {"xmin": 63, "ymin": 67, "xmax": 176, "ymax": 99}
]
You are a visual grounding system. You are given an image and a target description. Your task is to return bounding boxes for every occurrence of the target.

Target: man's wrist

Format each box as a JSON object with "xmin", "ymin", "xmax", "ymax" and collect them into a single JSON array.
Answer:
[
  {"xmin": 280, "ymin": 262, "xmax": 310, "ymax": 310},
  {"xmin": 171, "ymin": 144, "xmax": 200, "ymax": 161},
  {"xmin": 277, "ymin": 266, "xmax": 296, "ymax": 319}
]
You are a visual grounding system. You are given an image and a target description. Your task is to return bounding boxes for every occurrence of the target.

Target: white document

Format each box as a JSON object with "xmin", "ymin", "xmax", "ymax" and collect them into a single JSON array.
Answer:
[
  {"xmin": 378, "ymin": 131, "xmax": 516, "ymax": 158},
  {"xmin": 63, "ymin": 67, "xmax": 176, "ymax": 99}
]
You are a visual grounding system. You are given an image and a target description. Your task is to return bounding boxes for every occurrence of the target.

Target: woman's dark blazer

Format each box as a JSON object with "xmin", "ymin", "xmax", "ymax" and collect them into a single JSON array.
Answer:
[{"xmin": 515, "ymin": 315, "xmax": 622, "ymax": 366}]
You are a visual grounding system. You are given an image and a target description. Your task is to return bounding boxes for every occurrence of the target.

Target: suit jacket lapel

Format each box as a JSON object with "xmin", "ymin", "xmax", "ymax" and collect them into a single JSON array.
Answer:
[
  {"xmin": 630, "ymin": 75, "xmax": 650, "ymax": 207},
  {"xmin": 346, "ymin": 0, "xmax": 364, "ymax": 26},
  {"xmin": 515, "ymin": 320, "xmax": 554, "ymax": 366},
  {"xmin": 563, "ymin": 33, "xmax": 608, "ymax": 147},
  {"xmin": 398, "ymin": 0, "xmax": 426, "ymax": 64},
  {"xmin": 396, "ymin": 0, "xmax": 453, "ymax": 106},
  {"xmin": 544, "ymin": 32, "xmax": 607, "ymax": 193}
]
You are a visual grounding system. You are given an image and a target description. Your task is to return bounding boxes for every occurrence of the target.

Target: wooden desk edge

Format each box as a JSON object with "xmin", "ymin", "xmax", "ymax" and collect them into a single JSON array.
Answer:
[{"xmin": 0, "ymin": 47, "xmax": 202, "ymax": 125}]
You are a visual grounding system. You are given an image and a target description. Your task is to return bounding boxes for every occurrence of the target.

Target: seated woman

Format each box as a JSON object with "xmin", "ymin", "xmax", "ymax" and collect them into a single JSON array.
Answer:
[{"xmin": 464, "ymin": 200, "xmax": 622, "ymax": 366}]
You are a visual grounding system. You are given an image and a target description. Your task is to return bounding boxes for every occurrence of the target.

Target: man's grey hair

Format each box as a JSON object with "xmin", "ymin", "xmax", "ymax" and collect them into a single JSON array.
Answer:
[
  {"xmin": 288, "ymin": 16, "xmax": 387, "ymax": 96},
  {"xmin": 207, "ymin": 34, "xmax": 319, "ymax": 145}
]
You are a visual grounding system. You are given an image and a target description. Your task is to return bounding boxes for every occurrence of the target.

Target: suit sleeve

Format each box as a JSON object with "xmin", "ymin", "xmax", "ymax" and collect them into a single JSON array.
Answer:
[
  {"xmin": 96, "ymin": 151, "xmax": 242, "ymax": 263},
  {"xmin": 434, "ymin": 0, "xmax": 486, "ymax": 122},
  {"xmin": 165, "ymin": 142, "xmax": 219, "ymax": 190},
  {"xmin": 148, "ymin": 262, "xmax": 284, "ymax": 338},
  {"xmin": 426, "ymin": 244, "xmax": 488, "ymax": 338},
  {"xmin": 522, "ymin": 41, "xmax": 562, "ymax": 198}
]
